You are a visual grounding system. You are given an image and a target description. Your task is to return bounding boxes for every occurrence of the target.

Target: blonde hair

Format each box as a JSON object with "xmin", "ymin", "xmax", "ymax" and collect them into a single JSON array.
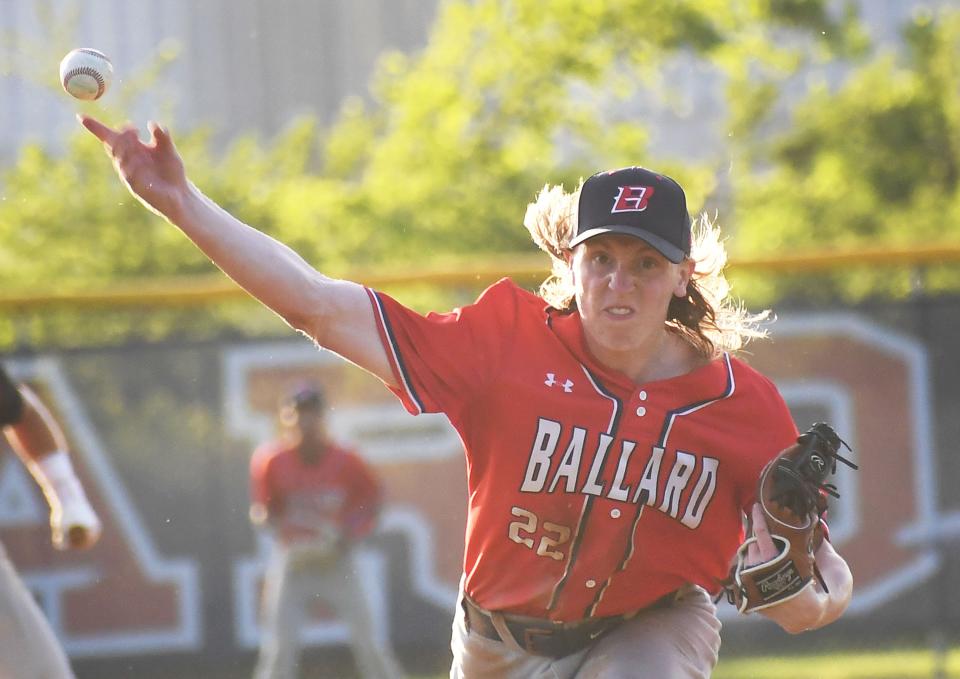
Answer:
[{"xmin": 522, "ymin": 181, "xmax": 769, "ymax": 358}]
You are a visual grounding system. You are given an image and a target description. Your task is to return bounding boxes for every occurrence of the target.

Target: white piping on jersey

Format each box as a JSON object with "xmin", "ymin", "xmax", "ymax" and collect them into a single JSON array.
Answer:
[
  {"xmin": 547, "ymin": 364, "xmax": 621, "ymax": 612},
  {"xmin": 658, "ymin": 352, "xmax": 737, "ymax": 444},
  {"xmin": 585, "ymin": 352, "xmax": 737, "ymax": 618},
  {"xmin": 369, "ymin": 290, "xmax": 425, "ymax": 415}
]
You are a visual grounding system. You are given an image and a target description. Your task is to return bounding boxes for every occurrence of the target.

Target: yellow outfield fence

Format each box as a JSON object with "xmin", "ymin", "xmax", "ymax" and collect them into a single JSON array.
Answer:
[{"xmin": 1, "ymin": 243, "xmax": 959, "ymax": 310}]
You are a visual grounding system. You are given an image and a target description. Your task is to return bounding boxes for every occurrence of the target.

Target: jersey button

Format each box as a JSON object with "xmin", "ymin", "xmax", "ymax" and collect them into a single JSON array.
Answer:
[
  {"xmin": 586, "ymin": 579, "xmax": 597, "ymax": 588},
  {"xmin": 610, "ymin": 508, "xmax": 621, "ymax": 518},
  {"xmin": 635, "ymin": 406, "xmax": 646, "ymax": 417},
  {"xmin": 638, "ymin": 390, "xmax": 648, "ymax": 401}
]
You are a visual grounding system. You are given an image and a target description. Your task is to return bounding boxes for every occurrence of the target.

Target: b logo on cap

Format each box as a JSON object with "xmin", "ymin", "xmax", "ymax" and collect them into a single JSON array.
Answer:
[{"xmin": 611, "ymin": 185, "xmax": 655, "ymax": 213}]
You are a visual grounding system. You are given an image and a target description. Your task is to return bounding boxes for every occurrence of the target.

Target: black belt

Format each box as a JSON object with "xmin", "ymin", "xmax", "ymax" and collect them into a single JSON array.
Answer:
[{"xmin": 462, "ymin": 591, "xmax": 678, "ymax": 658}]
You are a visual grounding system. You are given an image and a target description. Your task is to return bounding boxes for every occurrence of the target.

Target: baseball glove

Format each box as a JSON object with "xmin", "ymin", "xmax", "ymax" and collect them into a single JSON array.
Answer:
[
  {"xmin": 725, "ymin": 423, "xmax": 857, "ymax": 613},
  {"xmin": 286, "ymin": 521, "xmax": 344, "ymax": 571}
]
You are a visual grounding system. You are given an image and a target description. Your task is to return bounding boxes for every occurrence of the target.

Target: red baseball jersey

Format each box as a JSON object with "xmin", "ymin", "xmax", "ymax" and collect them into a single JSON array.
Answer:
[
  {"xmin": 250, "ymin": 440, "xmax": 383, "ymax": 546},
  {"xmin": 366, "ymin": 279, "xmax": 798, "ymax": 622}
]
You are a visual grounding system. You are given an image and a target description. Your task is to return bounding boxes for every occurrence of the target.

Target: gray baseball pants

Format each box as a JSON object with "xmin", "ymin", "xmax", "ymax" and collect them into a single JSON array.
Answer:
[
  {"xmin": 0, "ymin": 543, "xmax": 75, "ymax": 679},
  {"xmin": 450, "ymin": 583, "xmax": 721, "ymax": 679},
  {"xmin": 253, "ymin": 545, "xmax": 405, "ymax": 679}
]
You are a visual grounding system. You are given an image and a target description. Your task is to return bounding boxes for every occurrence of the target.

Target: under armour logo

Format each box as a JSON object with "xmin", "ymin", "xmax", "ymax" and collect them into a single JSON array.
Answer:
[{"xmin": 545, "ymin": 373, "xmax": 574, "ymax": 392}]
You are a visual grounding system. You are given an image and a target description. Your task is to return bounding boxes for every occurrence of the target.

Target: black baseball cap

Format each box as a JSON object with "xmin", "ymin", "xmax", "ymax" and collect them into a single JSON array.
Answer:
[
  {"xmin": 281, "ymin": 382, "xmax": 325, "ymax": 411},
  {"xmin": 571, "ymin": 166, "xmax": 692, "ymax": 263}
]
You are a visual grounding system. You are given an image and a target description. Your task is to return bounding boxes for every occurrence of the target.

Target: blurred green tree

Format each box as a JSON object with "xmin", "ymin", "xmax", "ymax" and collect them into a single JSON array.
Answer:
[
  {"xmin": 5, "ymin": 0, "xmax": 954, "ymax": 346},
  {"xmin": 728, "ymin": 8, "xmax": 960, "ymax": 302}
]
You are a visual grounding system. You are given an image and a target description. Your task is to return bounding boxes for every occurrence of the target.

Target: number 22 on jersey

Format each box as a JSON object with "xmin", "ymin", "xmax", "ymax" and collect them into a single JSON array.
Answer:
[{"xmin": 508, "ymin": 506, "xmax": 572, "ymax": 561}]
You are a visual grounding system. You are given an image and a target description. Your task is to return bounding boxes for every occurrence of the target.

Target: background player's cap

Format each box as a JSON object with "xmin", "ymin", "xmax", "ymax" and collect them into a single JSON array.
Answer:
[
  {"xmin": 571, "ymin": 166, "xmax": 692, "ymax": 263},
  {"xmin": 281, "ymin": 382, "xmax": 325, "ymax": 411}
]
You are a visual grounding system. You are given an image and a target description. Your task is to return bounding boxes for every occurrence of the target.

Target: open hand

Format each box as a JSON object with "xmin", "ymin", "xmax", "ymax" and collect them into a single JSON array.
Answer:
[{"xmin": 79, "ymin": 115, "xmax": 188, "ymax": 220}]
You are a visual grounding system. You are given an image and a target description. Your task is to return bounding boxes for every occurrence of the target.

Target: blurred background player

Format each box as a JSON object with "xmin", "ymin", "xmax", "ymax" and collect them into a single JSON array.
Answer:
[
  {"xmin": 0, "ymin": 363, "xmax": 102, "ymax": 678},
  {"xmin": 249, "ymin": 382, "xmax": 405, "ymax": 679}
]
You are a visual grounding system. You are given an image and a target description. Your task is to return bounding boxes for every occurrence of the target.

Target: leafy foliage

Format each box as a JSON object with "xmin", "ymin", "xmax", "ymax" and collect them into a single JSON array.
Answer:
[
  {"xmin": 729, "ymin": 9, "xmax": 960, "ymax": 302},
  {"xmin": 2, "ymin": 1, "xmax": 957, "ymax": 347}
]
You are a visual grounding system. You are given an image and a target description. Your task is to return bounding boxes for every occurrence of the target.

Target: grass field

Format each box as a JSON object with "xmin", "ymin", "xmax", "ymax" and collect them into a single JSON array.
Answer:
[
  {"xmin": 711, "ymin": 648, "xmax": 960, "ymax": 679},
  {"xmin": 411, "ymin": 647, "xmax": 960, "ymax": 679}
]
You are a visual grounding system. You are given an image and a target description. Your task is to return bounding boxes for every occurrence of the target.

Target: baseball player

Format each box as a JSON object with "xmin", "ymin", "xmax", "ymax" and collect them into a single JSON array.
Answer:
[
  {"xmin": 250, "ymin": 382, "xmax": 405, "ymax": 679},
  {"xmin": 81, "ymin": 115, "xmax": 853, "ymax": 677},
  {"xmin": 0, "ymin": 364, "xmax": 102, "ymax": 678}
]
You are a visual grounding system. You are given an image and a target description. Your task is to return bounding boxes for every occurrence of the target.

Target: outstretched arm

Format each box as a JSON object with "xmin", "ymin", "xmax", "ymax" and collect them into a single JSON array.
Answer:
[
  {"xmin": 79, "ymin": 116, "xmax": 396, "ymax": 388},
  {"xmin": 2, "ymin": 376, "xmax": 102, "ymax": 550}
]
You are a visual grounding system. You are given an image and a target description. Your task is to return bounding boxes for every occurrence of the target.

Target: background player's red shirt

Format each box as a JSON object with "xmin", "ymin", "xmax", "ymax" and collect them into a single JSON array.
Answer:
[
  {"xmin": 249, "ymin": 440, "xmax": 382, "ymax": 546},
  {"xmin": 367, "ymin": 279, "xmax": 798, "ymax": 622}
]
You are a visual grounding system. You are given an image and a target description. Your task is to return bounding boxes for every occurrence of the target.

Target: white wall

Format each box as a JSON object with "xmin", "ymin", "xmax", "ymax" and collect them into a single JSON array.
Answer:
[{"xmin": 0, "ymin": 0, "xmax": 439, "ymax": 159}]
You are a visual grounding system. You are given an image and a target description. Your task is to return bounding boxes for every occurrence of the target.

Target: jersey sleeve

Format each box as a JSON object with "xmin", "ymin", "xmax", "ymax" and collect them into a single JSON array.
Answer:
[
  {"xmin": 365, "ymin": 278, "xmax": 521, "ymax": 415},
  {"xmin": 0, "ymin": 365, "xmax": 25, "ymax": 427}
]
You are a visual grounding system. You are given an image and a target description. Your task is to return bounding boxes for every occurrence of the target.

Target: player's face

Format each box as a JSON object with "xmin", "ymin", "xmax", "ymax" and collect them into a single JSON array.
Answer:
[
  {"xmin": 570, "ymin": 234, "xmax": 693, "ymax": 365},
  {"xmin": 285, "ymin": 406, "xmax": 327, "ymax": 444}
]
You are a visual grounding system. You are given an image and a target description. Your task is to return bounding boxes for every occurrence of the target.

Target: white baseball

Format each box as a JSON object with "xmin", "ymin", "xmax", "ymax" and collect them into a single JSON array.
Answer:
[{"xmin": 59, "ymin": 48, "xmax": 113, "ymax": 101}]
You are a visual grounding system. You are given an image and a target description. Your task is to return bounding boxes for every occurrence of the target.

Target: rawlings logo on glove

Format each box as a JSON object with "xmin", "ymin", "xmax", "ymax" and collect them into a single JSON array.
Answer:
[{"xmin": 725, "ymin": 423, "xmax": 857, "ymax": 613}]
